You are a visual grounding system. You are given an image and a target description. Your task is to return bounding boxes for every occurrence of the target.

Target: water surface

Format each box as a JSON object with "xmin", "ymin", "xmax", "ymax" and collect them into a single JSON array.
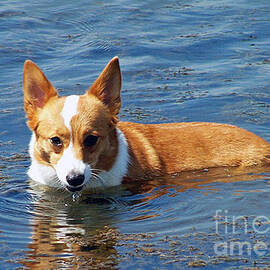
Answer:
[{"xmin": 1, "ymin": 0, "xmax": 270, "ymax": 269}]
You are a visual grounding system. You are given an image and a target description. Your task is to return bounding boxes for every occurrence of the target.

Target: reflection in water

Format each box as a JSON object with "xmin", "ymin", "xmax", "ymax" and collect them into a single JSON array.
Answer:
[
  {"xmin": 125, "ymin": 164, "xmax": 270, "ymax": 199},
  {"xmin": 25, "ymin": 223, "xmax": 120, "ymax": 269},
  {"xmin": 21, "ymin": 166, "xmax": 270, "ymax": 269},
  {"xmin": 23, "ymin": 187, "xmax": 122, "ymax": 269}
]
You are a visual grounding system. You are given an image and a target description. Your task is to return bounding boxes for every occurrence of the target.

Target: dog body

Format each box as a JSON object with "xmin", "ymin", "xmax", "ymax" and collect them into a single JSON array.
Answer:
[{"xmin": 23, "ymin": 57, "xmax": 270, "ymax": 192}]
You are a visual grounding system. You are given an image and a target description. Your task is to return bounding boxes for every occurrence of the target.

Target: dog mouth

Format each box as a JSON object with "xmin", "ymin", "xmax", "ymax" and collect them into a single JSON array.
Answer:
[{"xmin": 65, "ymin": 185, "xmax": 84, "ymax": 192}]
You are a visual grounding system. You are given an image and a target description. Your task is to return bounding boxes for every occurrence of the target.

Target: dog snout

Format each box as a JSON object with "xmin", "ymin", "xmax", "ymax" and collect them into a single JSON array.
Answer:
[{"xmin": 66, "ymin": 173, "xmax": 85, "ymax": 187}]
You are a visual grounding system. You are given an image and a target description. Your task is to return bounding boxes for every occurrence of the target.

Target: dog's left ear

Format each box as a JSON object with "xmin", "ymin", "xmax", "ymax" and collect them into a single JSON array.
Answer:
[{"xmin": 88, "ymin": 57, "xmax": 122, "ymax": 115}]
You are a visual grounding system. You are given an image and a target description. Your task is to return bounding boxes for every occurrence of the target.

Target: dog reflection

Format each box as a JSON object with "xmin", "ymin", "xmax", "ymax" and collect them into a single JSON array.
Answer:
[{"xmin": 22, "ymin": 188, "xmax": 121, "ymax": 269}]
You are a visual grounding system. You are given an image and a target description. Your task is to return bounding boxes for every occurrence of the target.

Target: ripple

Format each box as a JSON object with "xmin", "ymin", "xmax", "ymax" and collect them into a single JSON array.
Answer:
[
  {"xmin": 64, "ymin": 18, "xmax": 112, "ymax": 51},
  {"xmin": 1, "ymin": 0, "xmax": 270, "ymax": 268}
]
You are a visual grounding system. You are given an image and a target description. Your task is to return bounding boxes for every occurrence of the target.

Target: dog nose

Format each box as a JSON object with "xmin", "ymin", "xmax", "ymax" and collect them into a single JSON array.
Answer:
[{"xmin": 66, "ymin": 173, "xmax": 84, "ymax": 187}]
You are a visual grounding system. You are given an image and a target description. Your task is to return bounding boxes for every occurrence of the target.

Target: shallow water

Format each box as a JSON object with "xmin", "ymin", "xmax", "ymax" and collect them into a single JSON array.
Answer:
[{"xmin": 1, "ymin": 0, "xmax": 270, "ymax": 269}]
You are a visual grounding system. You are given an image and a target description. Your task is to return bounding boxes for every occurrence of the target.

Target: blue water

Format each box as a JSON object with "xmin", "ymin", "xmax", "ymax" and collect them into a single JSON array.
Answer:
[{"xmin": 1, "ymin": 0, "xmax": 270, "ymax": 269}]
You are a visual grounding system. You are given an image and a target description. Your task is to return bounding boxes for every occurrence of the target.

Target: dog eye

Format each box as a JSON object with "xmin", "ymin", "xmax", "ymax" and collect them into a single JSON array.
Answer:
[
  {"xmin": 50, "ymin": 136, "xmax": 62, "ymax": 147},
  {"xmin": 84, "ymin": 135, "xmax": 98, "ymax": 147}
]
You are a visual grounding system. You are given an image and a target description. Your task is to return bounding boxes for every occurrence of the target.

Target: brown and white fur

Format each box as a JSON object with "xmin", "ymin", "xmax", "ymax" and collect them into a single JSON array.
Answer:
[{"xmin": 23, "ymin": 57, "xmax": 270, "ymax": 192}]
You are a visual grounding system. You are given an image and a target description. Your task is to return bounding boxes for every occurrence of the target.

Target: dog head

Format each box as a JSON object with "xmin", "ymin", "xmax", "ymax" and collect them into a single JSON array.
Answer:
[{"xmin": 23, "ymin": 57, "xmax": 124, "ymax": 192}]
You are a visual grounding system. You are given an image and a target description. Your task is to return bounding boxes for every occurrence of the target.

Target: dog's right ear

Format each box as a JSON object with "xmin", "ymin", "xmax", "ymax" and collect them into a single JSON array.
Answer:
[{"xmin": 23, "ymin": 60, "xmax": 58, "ymax": 129}]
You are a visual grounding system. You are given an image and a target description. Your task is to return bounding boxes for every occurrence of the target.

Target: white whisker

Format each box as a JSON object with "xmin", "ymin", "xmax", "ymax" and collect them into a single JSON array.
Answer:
[{"xmin": 91, "ymin": 171, "xmax": 106, "ymax": 188}]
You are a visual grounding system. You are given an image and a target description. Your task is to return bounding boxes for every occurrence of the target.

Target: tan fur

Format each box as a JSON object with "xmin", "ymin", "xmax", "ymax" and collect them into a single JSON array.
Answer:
[
  {"xmin": 33, "ymin": 97, "xmax": 68, "ymax": 167},
  {"xmin": 89, "ymin": 56, "xmax": 122, "ymax": 116},
  {"xmin": 23, "ymin": 59, "xmax": 69, "ymax": 168},
  {"xmin": 71, "ymin": 94, "xmax": 119, "ymax": 171},
  {"xmin": 23, "ymin": 60, "xmax": 58, "ymax": 130},
  {"xmin": 118, "ymin": 122, "xmax": 270, "ymax": 180},
  {"xmin": 23, "ymin": 57, "xmax": 270, "ymax": 184}
]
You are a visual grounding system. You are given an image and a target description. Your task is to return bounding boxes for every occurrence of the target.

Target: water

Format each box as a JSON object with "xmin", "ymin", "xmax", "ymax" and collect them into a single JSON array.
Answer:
[{"xmin": 1, "ymin": 0, "xmax": 270, "ymax": 268}]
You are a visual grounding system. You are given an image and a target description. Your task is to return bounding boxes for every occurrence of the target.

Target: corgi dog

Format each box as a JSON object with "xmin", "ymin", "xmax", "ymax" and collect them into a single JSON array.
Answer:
[{"xmin": 23, "ymin": 57, "xmax": 270, "ymax": 192}]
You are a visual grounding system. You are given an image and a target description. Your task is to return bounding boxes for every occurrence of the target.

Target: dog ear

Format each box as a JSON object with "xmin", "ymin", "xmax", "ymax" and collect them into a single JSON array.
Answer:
[
  {"xmin": 88, "ymin": 57, "xmax": 122, "ymax": 115},
  {"xmin": 23, "ymin": 60, "xmax": 58, "ymax": 129}
]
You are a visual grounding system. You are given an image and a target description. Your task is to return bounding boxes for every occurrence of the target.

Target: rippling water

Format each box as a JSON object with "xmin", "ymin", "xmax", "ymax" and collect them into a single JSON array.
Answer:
[{"xmin": 1, "ymin": 0, "xmax": 270, "ymax": 269}]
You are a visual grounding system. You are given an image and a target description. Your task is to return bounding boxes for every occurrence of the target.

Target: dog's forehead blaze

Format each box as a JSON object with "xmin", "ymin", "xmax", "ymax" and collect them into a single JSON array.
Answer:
[
  {"xmin": 56, "ymin": 94, "xmax": 112, "ymax": 164},
  {"xmin": 35, "ymin": 94, "xmax": 113, "ymax": 164}
]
